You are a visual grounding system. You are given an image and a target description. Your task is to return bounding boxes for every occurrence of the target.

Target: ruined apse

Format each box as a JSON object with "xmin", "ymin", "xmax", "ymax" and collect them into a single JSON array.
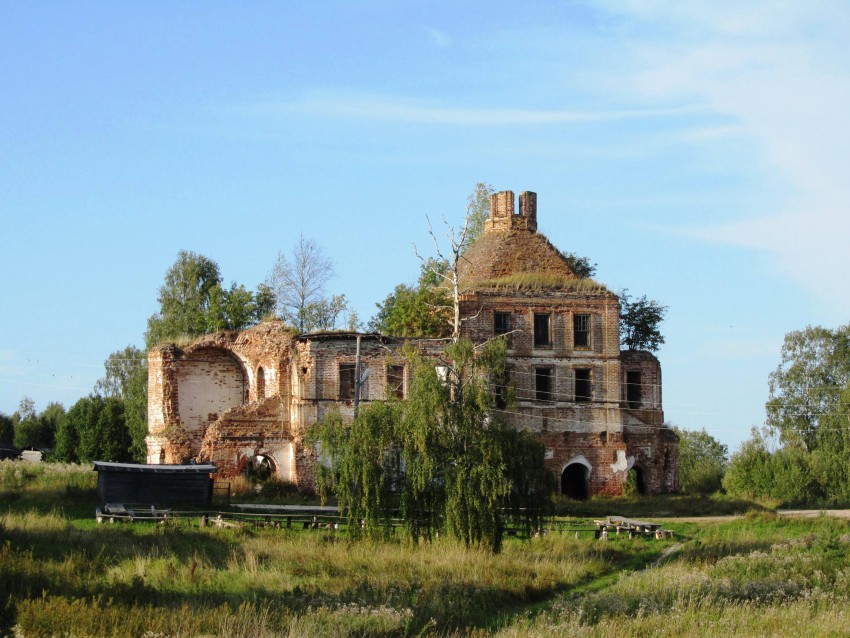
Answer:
[{"xmin": 146, "ymin": 190, "xmax": 679, "ymax": 497}]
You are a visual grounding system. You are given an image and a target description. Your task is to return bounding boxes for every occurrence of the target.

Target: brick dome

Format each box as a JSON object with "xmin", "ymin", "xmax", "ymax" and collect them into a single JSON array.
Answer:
[
  {"xmin": 458, "ymin": 190, "xmax": 580, "ymax": 289},
  {"xmin": 458, "ymin": 228, "xmax": 579, "ymax": 287}
]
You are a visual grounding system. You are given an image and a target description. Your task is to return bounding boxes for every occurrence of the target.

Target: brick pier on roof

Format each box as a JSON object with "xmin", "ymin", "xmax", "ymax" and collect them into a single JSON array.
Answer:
[{"xmin": 147, "ymin": 190, "xmax": 678, "ymax": 497}]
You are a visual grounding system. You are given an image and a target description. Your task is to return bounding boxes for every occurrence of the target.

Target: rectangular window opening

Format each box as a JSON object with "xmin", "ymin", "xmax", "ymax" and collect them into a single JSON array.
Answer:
[
  {"xmin": 387, "ymin": 365, "xmax": 405, "ymax": 400},
  {"xmin": 534, "ymin": 313, "xmax": 551, "ymax": 348},
  {"xmin": 626, "ymin": 370, "xmax": 642, "ymax": 409},
  {"xmin": 573, "ymin": 314, "xmax": 590, "ymax": 348},
  {"xmin": 494, "ymin": 367, "xmax": 511, "ymax": 410},
  {"xmin": 494, "ymin": 311, "xmax": 510, "ymax": 336},
  {"xmin": 535, "ymin": 367, "xmax": 553, "ymax": 402},
  {"xmin": 339, "ymin": 363, "xmax": 356, "ymax": 400},
  {"xmin": 575, "ymin": 368, "xmax": 591, "ymax": 403}
]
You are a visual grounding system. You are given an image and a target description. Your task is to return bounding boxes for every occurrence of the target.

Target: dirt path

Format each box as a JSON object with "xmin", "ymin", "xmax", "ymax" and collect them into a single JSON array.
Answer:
[
  {"xmin": 649, "ymin": 542, "xmax": 683, "ymax": 568},
  {"xmin": 777, "ymin": 509, "xmax": 850, "ymax": 518},
  {"xmin": 646, "ymin": 510, "xmax": 850, "ymax": 523},
  {"xmin": 650, "ymin": 515, "xmax": 742, "ymax": 523}
]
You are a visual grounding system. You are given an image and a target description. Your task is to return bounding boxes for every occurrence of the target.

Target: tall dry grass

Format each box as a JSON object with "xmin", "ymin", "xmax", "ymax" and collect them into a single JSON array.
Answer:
[{"xmin": 1, "ymin": 466, "xmax": 614, "ymax": 637}]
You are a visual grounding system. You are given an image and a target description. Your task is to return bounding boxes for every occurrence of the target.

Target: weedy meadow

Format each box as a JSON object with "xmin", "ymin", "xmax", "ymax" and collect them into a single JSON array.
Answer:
[{"xmin": 3, "ymin": 461, "xmax": 850, "ymax": 637}]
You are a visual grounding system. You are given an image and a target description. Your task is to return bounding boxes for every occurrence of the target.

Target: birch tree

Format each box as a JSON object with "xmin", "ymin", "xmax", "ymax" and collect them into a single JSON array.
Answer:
[{"xmin": 267, "ymin": 233, "xmax": 335, "ymax": 332}]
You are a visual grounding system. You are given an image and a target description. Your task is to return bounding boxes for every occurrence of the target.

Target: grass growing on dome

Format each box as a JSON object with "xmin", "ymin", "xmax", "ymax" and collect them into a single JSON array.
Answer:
[{"xmin": 476, "ymin": 272, "xmax": 611, "ymax": 293}]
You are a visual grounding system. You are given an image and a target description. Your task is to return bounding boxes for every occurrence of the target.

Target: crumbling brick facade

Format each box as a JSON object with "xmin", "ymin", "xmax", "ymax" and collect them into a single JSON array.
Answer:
[
  {"xmin": 146, "ymin": 321, "xmax": 295, "ymax": 480},
  {"xmin": 147, "ymin": 189, "xmax": 678, "ymax": 497}
]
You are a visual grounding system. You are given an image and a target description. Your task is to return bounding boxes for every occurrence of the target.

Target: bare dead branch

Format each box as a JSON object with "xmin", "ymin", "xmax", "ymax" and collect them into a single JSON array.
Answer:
[{"xmin": 473, "ymin": 329, "xmax": 523, "ymax": 352}]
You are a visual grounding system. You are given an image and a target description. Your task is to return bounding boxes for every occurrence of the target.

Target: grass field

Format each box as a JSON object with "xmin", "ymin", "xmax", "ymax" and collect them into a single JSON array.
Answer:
[{"xmin": 2, "ymin": 461, "xmax": 849, "ymax": 637}]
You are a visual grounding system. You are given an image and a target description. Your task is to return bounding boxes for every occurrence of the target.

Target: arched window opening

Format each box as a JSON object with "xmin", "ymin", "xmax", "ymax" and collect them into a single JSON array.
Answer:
[
  {"xmin": 246, "ymin": 454, "xmax": 276, "ymax": 482},
  {"xmin": 561, "ymin": 463, "xmax": 590, "ymax": 500},
  {"xmin": 257, "ymin": 367, "xmax": 266, "ymax": 400}
]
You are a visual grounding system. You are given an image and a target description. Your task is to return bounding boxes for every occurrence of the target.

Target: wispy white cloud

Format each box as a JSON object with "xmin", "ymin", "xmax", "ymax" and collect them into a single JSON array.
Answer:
[
  {"xmin": 252, "ymin": 91, "xmax": 707, "ymax": 126},
  {"xmin": 598, "ymin": 0, "xmax": 850, "ymax": 311},
  {"xmin": 424, "ymin": 27, "xmax": 451, "ymax": 48}
]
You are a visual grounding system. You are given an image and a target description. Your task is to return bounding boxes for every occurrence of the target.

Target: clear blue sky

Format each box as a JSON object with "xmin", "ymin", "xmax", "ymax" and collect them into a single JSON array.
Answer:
[{"xmin": 2, "ymin": 1, "xmax": 849, "ymax": 454}]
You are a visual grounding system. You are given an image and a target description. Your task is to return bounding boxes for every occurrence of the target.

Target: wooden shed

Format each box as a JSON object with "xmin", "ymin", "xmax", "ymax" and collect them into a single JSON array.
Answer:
[{"xmin": 93, "ymin": 461, "xmax": 217, "ymax": 506}]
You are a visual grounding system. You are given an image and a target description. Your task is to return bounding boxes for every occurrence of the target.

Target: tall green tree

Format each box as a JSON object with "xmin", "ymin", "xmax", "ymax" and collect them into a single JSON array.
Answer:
[
  {"xmin": 123, "ymin": 363, "xmax": 149, "ymax": 462},
  {"xmin": 619, "ymin": 290, "xmax": 667, "ymax": 352},
  {"xmin": 12, "ymin": 417, "xmax": 45, "ymax": 450},
  {"xmin": 721, "ymin": 326, "xmax": 850, "ymax": 505},
  {"xmin": 145, "ymin": 251, "xmax": 223, "ymax": 347},
  {"xmin": 310, "ymin": 338, "xmax": 552, "ymax": 552},
  {"xmin": 0, "ymin": 412, "xmax": 13, "ymax": 445},
  {"xmin": 300, "ymin": 294, "xmax": 357, "ymax": 332},
  {"xmin": 722, "ymin": 427, "xmax": 779, "ymax": 500},
  {"xmin": 723, "ymin": 427, "xmax": 820, "ymax": 505},
  {"xmin": 12, "ymin": 397, "xmax": 36, "ymax": 423},
  {"xmin": 95, "ymin": 346, "xmax": 148, "ymax": 462},
  {"xmin": 766, "ymin": 324, "xmax": 850, "ymax": 450},
  {"xmin": 370, "ymin": 258, "xmax": 452, "ymax": 337},
  {"xmin": 95, "ymin": 346, "xmax": 146, "ymax": 399},
  {"xmin": 146, "ymin": 251, "xmax": 273, "ymax": 346},
  {"xmin": 39, "ymin": 402, "xmax": 65, "ymax": 447},
  {"xmin": 54, "ymin": 403, "xmax": 82, "ymax": 462},
  {"xmin": 321, "ymin": 202, "xmax": 552, "ymax": 551},
  {"xmin": 811, "ymin": 382, "xmax": 850, "ymax": 503},
  {"xmin": 220, "ymin": 283, "xmax": 256, "ymax": 331},
  {"xmin": 674, "ymin": 426, "xmax": 727, "ymax": 494},
  {"xmin": 93, "ymin": 397, "xmax": 132, "ymax": 462},
  {"xmin": 463, "ymin": 181, "xmax": 494, "ymax": 251},
  {"xmin": 60, "ymin": 395, "xmax": 132, "ymax": 463},
  {"xmin": 11, "ymin": 397, "xmax": 61, "ymax": 450},
  {"xmin": 254, "ymin": 283, "xmax": 276, "ymax": 320}
]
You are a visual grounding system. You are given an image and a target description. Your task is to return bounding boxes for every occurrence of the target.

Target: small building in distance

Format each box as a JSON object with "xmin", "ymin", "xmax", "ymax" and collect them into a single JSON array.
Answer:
[{"xmin": 146, "ymin": 190, "xmax": 678, "ymax": 497}]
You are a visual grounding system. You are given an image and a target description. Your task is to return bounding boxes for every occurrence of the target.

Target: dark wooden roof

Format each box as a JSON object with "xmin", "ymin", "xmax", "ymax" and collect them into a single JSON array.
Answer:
[{"xmin": 93, "ymin": 461, "xmax": 217, "ymax": 474}]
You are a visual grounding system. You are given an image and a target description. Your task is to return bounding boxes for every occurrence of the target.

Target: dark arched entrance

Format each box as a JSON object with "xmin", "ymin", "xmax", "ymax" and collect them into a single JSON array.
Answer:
[
  {"xmin": 246, "ymin": 454, "xmax": 276, "ymax": 481},
  {"xmin": 631, "ymin": 466, "xmax": 647, "ymax": 495},
  {"xmin": 561, "ymin": 463, "xmax": 590, "ymax": 500}
]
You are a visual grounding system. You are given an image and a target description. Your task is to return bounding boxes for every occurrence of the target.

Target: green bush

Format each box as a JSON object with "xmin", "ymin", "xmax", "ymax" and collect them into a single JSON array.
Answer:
[
  {"xmin": 622, "ymin": 470, "xmax": 640, "ymax": 498},
  {"xmin": 724, "ymin": 430, "xmax": 820, "ymax": 506}
]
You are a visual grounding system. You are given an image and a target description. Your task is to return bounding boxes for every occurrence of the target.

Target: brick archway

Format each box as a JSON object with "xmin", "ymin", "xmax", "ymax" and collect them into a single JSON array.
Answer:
[{"xmin": 561, "ymin": 459, "xmax": 591, "ymax": 500}]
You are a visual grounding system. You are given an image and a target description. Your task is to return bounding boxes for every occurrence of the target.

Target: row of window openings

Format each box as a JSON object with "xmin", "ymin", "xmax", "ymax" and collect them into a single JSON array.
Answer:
[
  {"xmin": 508, "ymin": 369, "xmax": 642, "ymax": 406},
  {"xmin": 495, "ymin": 312, "xmax": 590, "ymax": 348},
  {"xmin": 339, "ymin": 364, "xmax": 405, "ymax": 400},
  {"xmin": 533, "ymin": 368, "xmax": 592, "ymax": 403},
  {"xmin": 338, "ymin": 364, "xmax": 642, "ymax": 407}
]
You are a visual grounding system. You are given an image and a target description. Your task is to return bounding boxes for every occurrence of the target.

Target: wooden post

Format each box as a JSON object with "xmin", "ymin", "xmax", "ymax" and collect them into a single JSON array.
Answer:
[{"xmin": 354, "ymin": 335, "xmax": 362, "ymax": 418}]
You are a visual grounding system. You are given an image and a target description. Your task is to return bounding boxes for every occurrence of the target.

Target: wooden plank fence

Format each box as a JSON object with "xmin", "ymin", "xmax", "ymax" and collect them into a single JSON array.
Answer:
[{"xmin": 94, "ymin": 505, "xmax": 674, "ymax": 540}]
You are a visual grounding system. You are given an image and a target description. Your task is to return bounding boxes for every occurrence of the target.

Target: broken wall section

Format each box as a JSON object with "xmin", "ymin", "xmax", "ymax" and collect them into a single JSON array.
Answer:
[{"xmin": 146, "ymin": 320, "xmax": 294, "ymax": 467}]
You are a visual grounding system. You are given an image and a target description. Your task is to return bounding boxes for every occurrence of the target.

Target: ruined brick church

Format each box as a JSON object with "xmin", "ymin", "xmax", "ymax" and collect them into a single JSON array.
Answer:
[{"xmin": 147, "ymin": 190, "xmax": 679, "ymax": 497}]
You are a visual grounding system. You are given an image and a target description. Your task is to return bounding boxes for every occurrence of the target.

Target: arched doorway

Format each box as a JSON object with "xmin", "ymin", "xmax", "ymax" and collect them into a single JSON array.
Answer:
[
  {"xmin": 245, "ymin": 454, "xmax": 276, "ymax": 481},
  {"xmin": 561, "ymin": 463, "xmax": 590, "ymax": 500}
]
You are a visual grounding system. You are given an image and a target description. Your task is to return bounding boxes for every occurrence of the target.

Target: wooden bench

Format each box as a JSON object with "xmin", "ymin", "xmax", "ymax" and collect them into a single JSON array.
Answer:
[{"xmin": 593, "ymin": 516, "xmax": 674, "ymax": 540}]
